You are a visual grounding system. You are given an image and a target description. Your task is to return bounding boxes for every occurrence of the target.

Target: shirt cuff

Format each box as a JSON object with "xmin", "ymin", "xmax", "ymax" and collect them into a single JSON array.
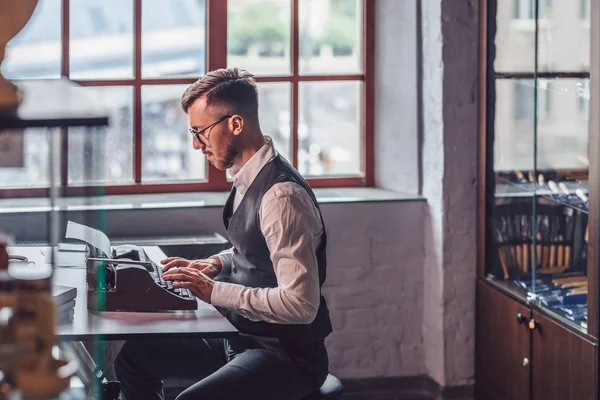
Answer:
[
  {"xmin": 210, "ymin": 281, "xmax": 243, "ymax": 308},
  {"xmin": 211, "ymin": 253, "xmax": 232, "ymax": 278},
  {"xmin": 216, "ymin": 253, "xmax": 232, "ymax": 267}
]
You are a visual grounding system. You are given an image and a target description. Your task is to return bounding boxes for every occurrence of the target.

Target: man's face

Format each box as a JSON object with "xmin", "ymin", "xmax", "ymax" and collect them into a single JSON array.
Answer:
[{"xmin": 188, "ymin": 97, "xmax": 240, "ymax": 170}]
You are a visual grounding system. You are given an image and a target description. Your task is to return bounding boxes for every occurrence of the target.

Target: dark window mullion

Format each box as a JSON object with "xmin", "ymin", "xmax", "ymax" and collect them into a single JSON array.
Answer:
[
  {"xmin": 134, "ymin": 0, "xmax": 142, "ymax": 183},
  {"xmin": 61, "ymin": 0, "xmax": 70, "ymax": 187},
  {"xmin": 363, "ymin": 0, "xmax": 375, "ymax": 186},
  {"xmin": 291, "ymin": 0, "xmax": 299, "ymax": 167},
  {"xmin": 496, "ymin": 71, "xmax": 590, "ymax": 79},
  {"xmin": 206, "ymin": 0, "xmax": 228, "ymax": 187}
]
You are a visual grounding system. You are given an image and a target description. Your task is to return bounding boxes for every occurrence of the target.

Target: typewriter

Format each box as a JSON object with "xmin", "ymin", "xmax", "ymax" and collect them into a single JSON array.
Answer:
[{"xmin": 86, "ymin": 244, "xmax": 197, "ymax": 312}]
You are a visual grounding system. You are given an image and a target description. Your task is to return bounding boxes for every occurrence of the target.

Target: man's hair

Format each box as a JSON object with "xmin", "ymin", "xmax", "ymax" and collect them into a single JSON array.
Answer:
[{"xmin": 181, "ymin": 68, "xmax": 258, "ymax": 116}]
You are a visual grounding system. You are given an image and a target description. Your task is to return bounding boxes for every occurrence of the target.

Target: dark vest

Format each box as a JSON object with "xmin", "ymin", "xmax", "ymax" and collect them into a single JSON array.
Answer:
[{"xmin": 216, "ymin": 155, "xmax": 332, "ymax": 347}]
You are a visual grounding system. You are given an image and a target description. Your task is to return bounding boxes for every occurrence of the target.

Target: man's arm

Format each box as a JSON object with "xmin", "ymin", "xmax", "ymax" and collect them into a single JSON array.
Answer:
[{"xmin": 210, "ymin": 182, "xmax": 323, "ymax": 324}]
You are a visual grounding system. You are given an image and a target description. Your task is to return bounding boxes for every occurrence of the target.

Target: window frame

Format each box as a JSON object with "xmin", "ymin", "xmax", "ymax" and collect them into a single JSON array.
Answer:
[{"xmin": 0, "ymin": 0, "xmax": 375, "ymax": 199}]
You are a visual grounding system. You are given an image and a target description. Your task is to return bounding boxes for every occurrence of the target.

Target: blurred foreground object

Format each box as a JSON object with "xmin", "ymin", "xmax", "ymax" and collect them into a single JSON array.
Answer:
[
  {"xmin": 0, "ymin": 237, "xmax": 78, "ymax": 398},
  {"xmin": 0, "ymin": 0, "xmax": 39, "ymax": 110}
]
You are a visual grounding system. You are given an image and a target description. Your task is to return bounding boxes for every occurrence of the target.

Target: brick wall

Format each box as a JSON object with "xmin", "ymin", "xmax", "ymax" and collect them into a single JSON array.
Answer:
[
  {"xmin": 422, "ymin": 0, "xmax": 479, "ymax": 387},
  {"xmin": 322, "ymin": 201, "xmax": 426, "ymax": 378}
]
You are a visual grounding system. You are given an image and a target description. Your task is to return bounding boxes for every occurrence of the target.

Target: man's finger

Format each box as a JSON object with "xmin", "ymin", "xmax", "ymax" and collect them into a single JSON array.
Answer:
[
  {"xmin": 161, "ymin": 258, "xmax": 183, "ymax": 267},
  {"xmin": 163, "ymin": 268, "xmax": 200, "ymax": 280},
  {"xmin": 188, "ymin": 268, "xmax": 214, "ymax": 282},
  {"xmin": 161, "ymin": 259, "xmax": 189, "ymax": 272},
  {"xmin": 160, "ymin": 257, "xmax": 181, "ymax": 265},
  {"xmin": 162, "ymin": 273, "xmax": 187, "ymax": 281},
  {"xmin": 188, "ymin": 261, "xmax": 210, "ymax": 271},
  {"xmin": 164, "ymin": 267, "xmax": 212, "ymax": 283}
]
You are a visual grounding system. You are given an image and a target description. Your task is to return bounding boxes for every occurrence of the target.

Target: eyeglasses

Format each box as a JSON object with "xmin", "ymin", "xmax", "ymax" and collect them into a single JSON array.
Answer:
[{"xmin": 189, "ymin": 115, "xmax": 232, "ymax": 143}]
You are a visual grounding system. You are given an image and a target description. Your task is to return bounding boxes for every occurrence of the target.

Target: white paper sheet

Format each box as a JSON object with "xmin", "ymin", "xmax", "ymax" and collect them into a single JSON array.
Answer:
[{"xmin": 65, "ymin": 221, "xmax": 112, "ymax": 258}]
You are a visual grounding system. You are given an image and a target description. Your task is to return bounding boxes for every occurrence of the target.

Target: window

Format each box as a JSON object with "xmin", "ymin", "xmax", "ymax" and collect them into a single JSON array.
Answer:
[
  {"xmin": 0, "ymin": 0, "xmax": 373, "ymax": 196},
  {"xmin": 513, "ymin": 0, "xmax": 550, "ymax": 19}
]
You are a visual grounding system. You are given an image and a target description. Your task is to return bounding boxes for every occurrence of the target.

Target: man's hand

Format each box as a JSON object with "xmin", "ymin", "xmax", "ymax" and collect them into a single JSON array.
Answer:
[
  {"xmin": 162, "ymin": 267, "xmax": 215, "ymax": 304},
  {"xmin": 160, "ymin": 257, "xmax": 222, "ymax": 278}
]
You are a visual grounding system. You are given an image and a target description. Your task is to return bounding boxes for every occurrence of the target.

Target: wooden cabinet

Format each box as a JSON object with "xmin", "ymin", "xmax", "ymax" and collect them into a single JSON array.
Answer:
[
  {"xmin": 531, "ymin": 312, "xmax": 597, "ymax": 400},
  {"xmin": 476, "ymin": 281, "xmax": 531, "ymax": 400},
  {"xmin": 476, "ymin": 281, "xmax": 598, "ymax": 400}
]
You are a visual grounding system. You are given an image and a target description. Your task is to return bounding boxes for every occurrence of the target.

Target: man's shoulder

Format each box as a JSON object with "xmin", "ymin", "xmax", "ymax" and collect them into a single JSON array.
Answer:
[
  {"xmin": 266, "ymin": 181, "xmax": 308, "ymax": 200},
  {"xmin": 260, "ymin": 182, "xmax": 323, "ymax": 231}
]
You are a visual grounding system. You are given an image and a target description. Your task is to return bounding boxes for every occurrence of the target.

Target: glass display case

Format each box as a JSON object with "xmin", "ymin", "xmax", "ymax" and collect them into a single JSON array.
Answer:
[
  {"xmin": 486, "ymin": 0, "xmax": 595, "ymax": 334},
  {"xmin": 0, "ymin": 79, "xmax": 110, "ymax": 398}
]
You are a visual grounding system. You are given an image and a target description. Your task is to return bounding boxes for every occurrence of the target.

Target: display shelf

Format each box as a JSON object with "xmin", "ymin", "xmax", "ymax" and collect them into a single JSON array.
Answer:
[{"xmin": 496, "ymin": 178, "xmax": 589, "ymax": 214}]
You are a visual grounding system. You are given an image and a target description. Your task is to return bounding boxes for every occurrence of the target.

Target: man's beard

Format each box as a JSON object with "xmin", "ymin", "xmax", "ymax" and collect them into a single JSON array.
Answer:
[{"xmin": 213, "ymin": 135, "xmax": 238, "ymax": 170}]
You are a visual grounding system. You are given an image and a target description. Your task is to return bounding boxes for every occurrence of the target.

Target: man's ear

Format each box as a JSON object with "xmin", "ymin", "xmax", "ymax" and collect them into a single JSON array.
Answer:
[{"xmin": 231, "ymin": 115, "xmax": 244, "ymax": 136}]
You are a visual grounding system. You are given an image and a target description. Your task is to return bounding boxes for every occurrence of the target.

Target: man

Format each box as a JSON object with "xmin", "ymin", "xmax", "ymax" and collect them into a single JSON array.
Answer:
[{"xmin": 115, "ymin": 67, "xmax": 333, "ymax": 400}]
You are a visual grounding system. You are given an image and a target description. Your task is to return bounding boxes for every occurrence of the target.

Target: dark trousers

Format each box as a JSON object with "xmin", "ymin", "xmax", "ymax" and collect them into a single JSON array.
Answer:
[{"xmin": 114, "ymin": 335, "xmax": 328, "ymax": 400}]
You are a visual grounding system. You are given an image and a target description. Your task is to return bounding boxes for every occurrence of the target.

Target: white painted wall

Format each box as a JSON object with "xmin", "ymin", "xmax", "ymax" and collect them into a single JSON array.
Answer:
[
  {"xmin": 421, "ymin": 0, "xmax": 447, "ymax": 386},
  {"xmin": 375, "ymin": 0, "xmax": 420, "ymax": 194},
  {"xmin": 421, "ymin": 0, "xmax": 479, "ymax": 387}
]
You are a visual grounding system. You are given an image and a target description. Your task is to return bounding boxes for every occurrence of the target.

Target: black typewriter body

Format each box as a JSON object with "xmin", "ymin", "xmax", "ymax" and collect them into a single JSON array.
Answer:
[{"xmin": 86, "ymin": 244, "xmax": 197, "ymax": 312}]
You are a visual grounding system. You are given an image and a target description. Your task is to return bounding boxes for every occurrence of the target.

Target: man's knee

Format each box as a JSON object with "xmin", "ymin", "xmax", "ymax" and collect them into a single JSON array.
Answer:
[
  {"xmin": 174, "ymin": 390, "xmax": 193, "ymax": 400},
  {"xmin": 114, "ymin": 340, "xmax": 141, "ymax": 376},
  {"xmin": 175, "ymin": 386, "xmax": 212, "ymax": 400},
  {"xmin": 174, "ymin": 377, "xmax": 232, "ymax": 400}
]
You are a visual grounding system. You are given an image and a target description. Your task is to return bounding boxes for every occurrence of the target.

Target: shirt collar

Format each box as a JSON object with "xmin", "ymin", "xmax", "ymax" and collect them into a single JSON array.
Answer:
[{"xmin": 230, "ymin": 136, "xmax": 276, "ymax": 196}]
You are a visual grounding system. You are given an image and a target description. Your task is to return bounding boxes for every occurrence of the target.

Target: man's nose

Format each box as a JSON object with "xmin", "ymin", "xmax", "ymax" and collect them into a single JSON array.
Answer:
[{"xmin": 193, "ymin": 136, "xmax": 206, "ymax": 150}]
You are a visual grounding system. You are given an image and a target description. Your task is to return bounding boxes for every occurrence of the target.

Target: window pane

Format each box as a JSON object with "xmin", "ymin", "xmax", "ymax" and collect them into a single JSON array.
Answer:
[
  {"xmin": 2, "ymin": 0, "xmax": 61, "ymax": 79},
  {"xmin": 537, "ymin": 2, "xmax": 590, "ymax": 72},
  {"xmin": 497, "ymin": 1, "xmax": 588, "ymax": 73},
  {"xmin": 495, "ymin": 79, "xmax": 589, "ymax": 172},
  {"xmin": 70, "ymin": 0, "xmax": 134, "ymax": 79},
  {"xmin": 142, "ymin": 0, "xmax": 206, "ymax": 78},
  {"xmin": 142, "ymin": 85, "xmax": 206, "ymax": 182},
  {"xmin": 298, "ymin": 81, "xmax": 362, "ymax": 177},
  {"xmin": 299, "ymin": 0, "xmax": 362, "ymax": 75},
  {"xmin": 537, "ymin": 78, "xmax": 589, "ymax": 170},
  {"xmin": 495, "ymin": 0, "xmax": 537, "ymax": 72},
  {"xmin": 512, "ymin": 79, "xmax": 550, "ymax": 122},
  {"xmin": 259, "ymin": 82, "xmax": 291, "ymax": 162},
  {"xmin": 68, "ymin": 87, "xmax": 133, "ymax": 184},
  {"xmin": 0, "ymin": 129, "xmax": 51, "ymax": 187},
  {"xmin": 227, "ymin": 0, "xmax": 291, "ymax": 76},
  {"xmin": 494, "ymin": 80, "xmax": 536, "ymax": 171}
]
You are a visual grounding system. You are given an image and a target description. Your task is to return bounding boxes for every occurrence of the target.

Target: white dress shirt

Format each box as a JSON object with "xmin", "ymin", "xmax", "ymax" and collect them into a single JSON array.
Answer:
[{"xmin": 210, "ymin": 136, "xmax": 324, "ymax": 325}]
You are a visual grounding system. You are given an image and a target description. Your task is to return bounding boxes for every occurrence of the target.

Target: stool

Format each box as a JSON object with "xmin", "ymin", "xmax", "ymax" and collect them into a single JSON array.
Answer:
[{"xmin": 301, "ymin": 373, "xmax": 343, "ymax": 400}]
